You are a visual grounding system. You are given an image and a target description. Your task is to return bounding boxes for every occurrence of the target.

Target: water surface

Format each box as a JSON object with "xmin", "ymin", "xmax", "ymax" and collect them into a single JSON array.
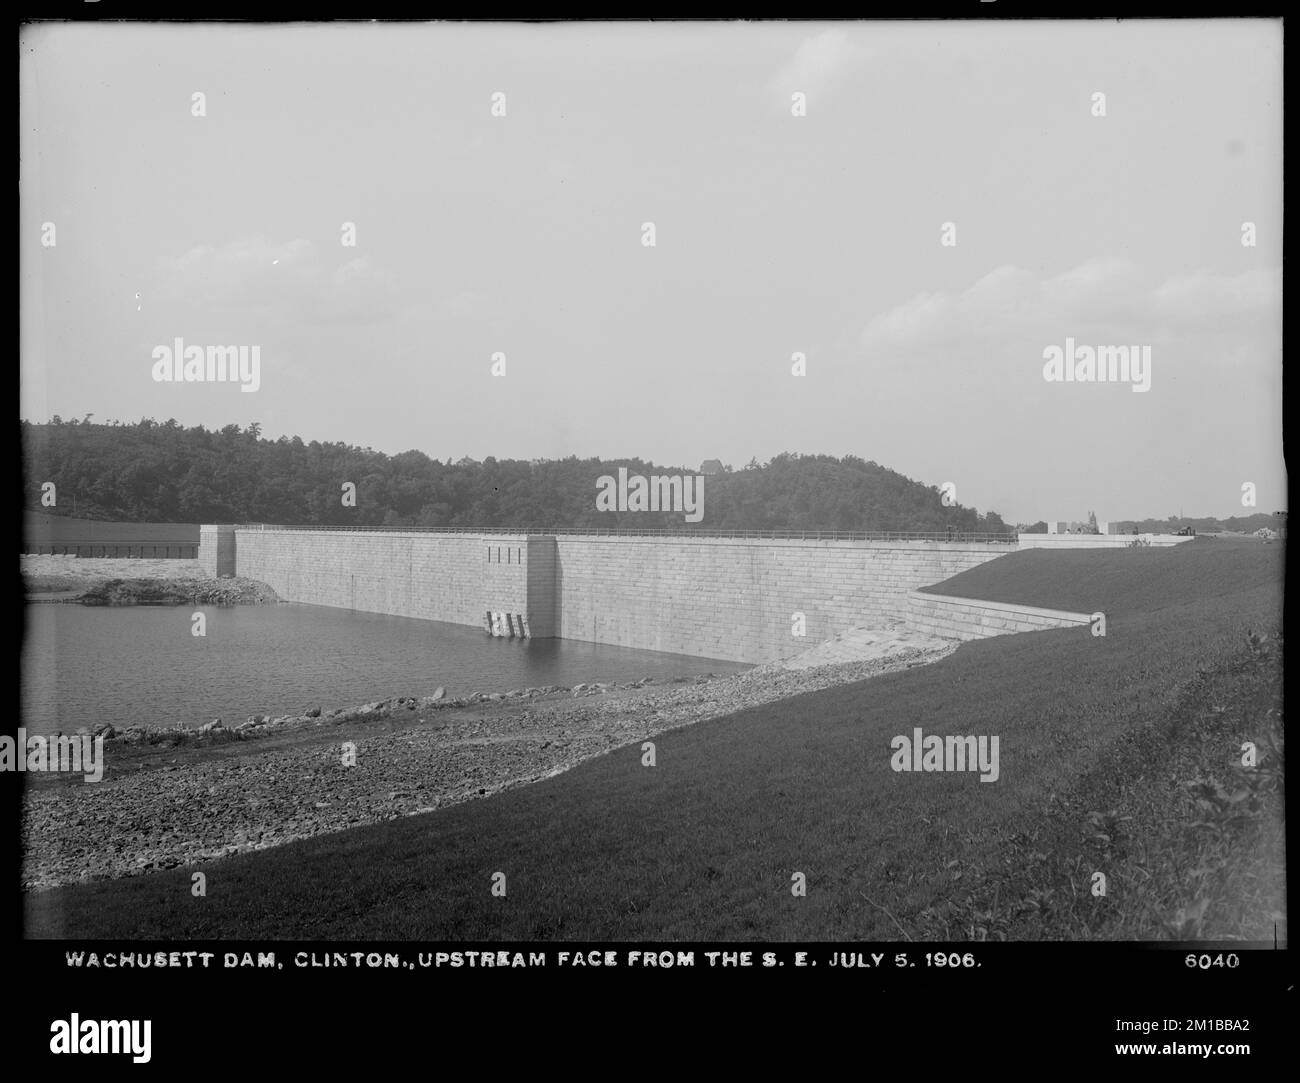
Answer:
[{"xmin": 20, "ymin": 602, "xmax": 748, "ymax": 735}]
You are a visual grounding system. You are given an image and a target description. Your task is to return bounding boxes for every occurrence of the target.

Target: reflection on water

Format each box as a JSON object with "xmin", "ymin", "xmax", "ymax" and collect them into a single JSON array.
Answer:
[{"xmin": 20, "ymin": 603, "xmax": 748, "ymax": 735}]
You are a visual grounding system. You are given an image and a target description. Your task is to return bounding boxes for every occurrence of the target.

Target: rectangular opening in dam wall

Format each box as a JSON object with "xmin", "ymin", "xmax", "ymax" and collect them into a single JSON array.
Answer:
[
  {"xmin": 486, "ymin": 611, "xmax": 531, "ymax": 637},
  {"xmin": 201, "ymin": 528, "xmax": 1018, "ymax": 664}
]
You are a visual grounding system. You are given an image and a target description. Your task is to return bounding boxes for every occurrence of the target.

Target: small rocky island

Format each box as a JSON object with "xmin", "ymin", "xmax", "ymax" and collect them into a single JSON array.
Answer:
[{"xmin": 23, "ymin": 555, "xmax": 278, "ymax": 607}]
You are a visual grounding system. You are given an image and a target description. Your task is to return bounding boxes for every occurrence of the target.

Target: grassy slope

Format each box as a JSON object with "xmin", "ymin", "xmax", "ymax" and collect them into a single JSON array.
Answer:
[
  {"xmin": 25, "ymin": 540, "xmax": 1284, "ymax": 940},
  {"xmin": 937, "ymin": 632, "xmax": 1284, "ymax": 941},
  {"xmin": 918, "ymin": 535, "xmax": 1274, "ymax": 616}
]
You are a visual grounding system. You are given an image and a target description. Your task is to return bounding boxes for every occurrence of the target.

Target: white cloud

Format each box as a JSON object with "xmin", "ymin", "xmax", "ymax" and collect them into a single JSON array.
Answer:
[
  {"xmin": 438, "ymin": 291, "xmax": 492, "ymax": 319},
  {"xmin": 152, "ymin": 238, "xmax": 401, "ymax": 324},
  {"xmin": 768, "ymin": 29, "xmax": 866, "ymax": 110},
  {"xmin": 859, "ymin": 260, "xmax": 1281, "ymax": 354},
  {"xmin": 1151, "ymin": 267, "xmax": 1282, "ymax": 328}
]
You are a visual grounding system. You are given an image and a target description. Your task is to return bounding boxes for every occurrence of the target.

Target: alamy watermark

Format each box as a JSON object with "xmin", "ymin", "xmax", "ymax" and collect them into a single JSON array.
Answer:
[
  {"xmin": 890, "ymin": 727, "xmax": 999, "ymax": 783},
  {"xmin": 49, "ymin": 1016, "xmax": 151, "ymax": 1064},
  {"xmin": 1042, "ymin": 338, "xmax": 1151, "ymax": 393},
  {"xmin": 595, "ymin": 467, "xmax": 703, "ymax": 523},
  {"xmin": 151, "ymin": 339, "xmax": 261, "ymax": 392},
  {"xmin": 1, "ymin": 729, "xmax": 104, "ymax": 782}
]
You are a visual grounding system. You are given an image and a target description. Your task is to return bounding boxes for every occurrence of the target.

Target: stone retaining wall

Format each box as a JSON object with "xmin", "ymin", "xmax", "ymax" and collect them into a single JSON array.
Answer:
[
  {"xmin": 904, "ymin": 590, "xmax": 1093, "ymax": 640},
  {"xmin": 550, "ymin": 536, "xmax": 1013, "ymax": 663},
  {"xmin": 1017, "ymin": 533, "xmax": 1195, "ymax": 549},
  {"xmin": 205, "ymin": 527, "xmax": 1018, "ymax": 663},
  {"xmin": 229, "ymin": 528, "xmax": 541, "ymax": 628}
]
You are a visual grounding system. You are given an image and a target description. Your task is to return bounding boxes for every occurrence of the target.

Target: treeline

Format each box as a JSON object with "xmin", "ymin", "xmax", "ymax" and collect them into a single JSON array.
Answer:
[
  {"xmin": 1017, "ymin": 515, "xmax": 1280, "ymax": 535},
  {"xmin": 1113, "ymin": 515, "xmax": 1281, "ymax": 534},
  {"xmin": 21, "ymin": 418, "xmax": 1013, "ymax": 533}
]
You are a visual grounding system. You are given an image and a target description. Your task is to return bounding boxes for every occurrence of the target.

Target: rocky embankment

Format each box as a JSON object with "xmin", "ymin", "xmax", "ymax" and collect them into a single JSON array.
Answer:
[
  {"xmin": 72, "ymin": 576, "xmax": 277, "ymax": 606},
  {"xmin": 21, "ymin": 633, "xmax": 958, "ymax": 892}
]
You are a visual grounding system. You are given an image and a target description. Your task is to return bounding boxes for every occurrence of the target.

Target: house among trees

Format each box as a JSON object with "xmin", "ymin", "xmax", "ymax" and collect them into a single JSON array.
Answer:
[{"xmin": 1048, "ymin": 512, "xmax": 1108, "ymax": 535}]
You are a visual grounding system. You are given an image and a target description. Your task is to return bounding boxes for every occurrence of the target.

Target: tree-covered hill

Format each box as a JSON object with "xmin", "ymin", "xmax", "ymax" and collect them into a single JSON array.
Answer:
[{"xmin": 21, "ymin": 418, "xmax": 1010, "ymax": 533}]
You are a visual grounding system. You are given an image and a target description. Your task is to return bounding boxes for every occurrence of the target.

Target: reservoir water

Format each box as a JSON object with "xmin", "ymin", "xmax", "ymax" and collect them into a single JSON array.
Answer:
[{"xmin": 20, "ymin": 602, "xmax": 749, "ymax": 735}]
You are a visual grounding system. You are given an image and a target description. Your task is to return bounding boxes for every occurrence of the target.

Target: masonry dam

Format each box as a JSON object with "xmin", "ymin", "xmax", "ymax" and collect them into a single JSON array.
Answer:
[{"xmin": 198, "ymin": 526, "xmax": 1192, "ymax": 665}]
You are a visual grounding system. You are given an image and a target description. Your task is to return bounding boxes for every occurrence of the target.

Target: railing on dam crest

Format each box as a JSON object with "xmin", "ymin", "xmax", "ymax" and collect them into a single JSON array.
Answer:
[{"xmin": 234, "ymin": 524, "xmax": 1019, "ymax": 543}]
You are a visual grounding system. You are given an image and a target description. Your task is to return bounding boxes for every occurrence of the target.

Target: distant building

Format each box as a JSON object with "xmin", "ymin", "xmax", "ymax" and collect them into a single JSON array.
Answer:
[
  {"xmin": 1048, "ymin": 518, "xmax": 1108, "ymax": 535},
  {"xmin": 699, "ymin": 459, "xmax": 723, "ymax": 475}
]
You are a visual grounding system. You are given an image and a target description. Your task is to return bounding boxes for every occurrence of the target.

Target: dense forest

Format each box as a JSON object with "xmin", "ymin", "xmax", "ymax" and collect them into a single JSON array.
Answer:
[{"xmin": 21, "ymin": 418, "xmax": 1013, "ymax": 534}]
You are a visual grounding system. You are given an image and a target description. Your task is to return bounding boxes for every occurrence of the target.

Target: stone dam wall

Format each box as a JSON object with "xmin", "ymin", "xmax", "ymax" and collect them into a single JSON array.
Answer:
[
  {"xmin": 1017, "ymin": 533, "xmax": 1195, "ymax": 550},
  {"xmin": 211, "ymin": 528, "xmax": 1018, "ymax": 664},
  {"xmin": 228, "ymin": 528, "xmax": 542, "ymax": 633},
  {"xmin": 550, "ymin": 536, "xmax": 1011, "ymax": 662},
  {"xmin": 905, "ymin": 590, "xmax": 1094, "ymax": 640}
]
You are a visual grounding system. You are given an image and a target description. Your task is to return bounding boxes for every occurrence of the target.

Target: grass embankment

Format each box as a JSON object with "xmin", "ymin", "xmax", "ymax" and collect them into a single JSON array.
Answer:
[
  {"xmin": 25, "ymin": 539, "xmax": 1284, "ymax": 940},
  {"xmin": 919, "ymin": 535, "xmax": 1273, "ymax": 615}
]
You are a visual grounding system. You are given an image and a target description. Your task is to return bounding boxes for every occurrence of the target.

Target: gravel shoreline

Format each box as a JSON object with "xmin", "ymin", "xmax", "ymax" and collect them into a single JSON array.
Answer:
[{"xmin": 21, "ymin": 637, "xmax": 957, "ymax": 892}]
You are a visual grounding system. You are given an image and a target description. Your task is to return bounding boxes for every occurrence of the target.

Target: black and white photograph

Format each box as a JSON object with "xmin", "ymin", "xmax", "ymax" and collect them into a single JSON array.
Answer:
[{"xmin": 15, "ymin": 12, "xmax": 1287, "ymax": 1063}]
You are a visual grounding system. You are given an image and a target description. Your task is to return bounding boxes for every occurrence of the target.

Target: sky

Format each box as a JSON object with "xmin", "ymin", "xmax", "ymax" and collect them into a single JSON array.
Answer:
[{"xmin": 19, "ymin": 20, "xmax": 1284, "ymax": 523}]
